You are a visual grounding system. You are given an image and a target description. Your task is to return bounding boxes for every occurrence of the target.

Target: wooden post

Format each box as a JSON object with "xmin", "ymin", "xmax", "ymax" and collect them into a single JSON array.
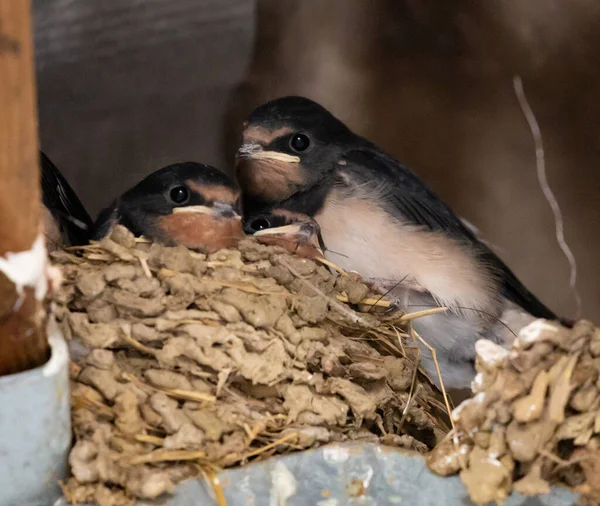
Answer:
[{"xmin": 0, "ymin": 0, "xmax": 49, "ymax": 375}]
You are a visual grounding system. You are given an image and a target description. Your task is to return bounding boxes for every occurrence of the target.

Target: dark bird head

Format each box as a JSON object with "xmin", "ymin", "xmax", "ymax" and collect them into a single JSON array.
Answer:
[
  {"xmin": 94, "ymin": 162, "xmax": 244, "ymax": 253},
  {"xmin": 236, "ymin": 96, "xmax": 359, "ymax": 215},
  {"xmin": 243, "ymin": 207, "xmax": 324, "ymax": 260}
]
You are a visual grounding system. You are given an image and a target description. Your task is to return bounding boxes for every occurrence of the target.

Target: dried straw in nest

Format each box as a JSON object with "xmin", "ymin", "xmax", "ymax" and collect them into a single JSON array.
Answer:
[
  {"xmin": 52, "ymin": 225, "xmax": 450, "ymax": 505},
  {"xmin": 428, "ymin": 319, "xmax": 600, "ymax": 505}
]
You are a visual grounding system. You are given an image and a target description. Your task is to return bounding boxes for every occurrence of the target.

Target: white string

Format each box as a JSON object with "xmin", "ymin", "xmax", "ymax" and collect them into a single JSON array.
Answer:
[{"xmin": 513, "ymin": 75, "xmax": 582, "ymax": 318}]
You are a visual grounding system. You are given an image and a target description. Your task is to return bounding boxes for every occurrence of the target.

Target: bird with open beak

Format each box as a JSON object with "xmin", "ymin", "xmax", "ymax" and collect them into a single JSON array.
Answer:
[
  {"xmin": 244, "ymin": 208, "xmax": 325, "ymax": 260},
  {"xmin": 93, "ymin": 162, "xmax": 244, "ymax": 254},
  {"xmin": 236, "ymin": 96, "xmax": 569, "ymax": 390}
]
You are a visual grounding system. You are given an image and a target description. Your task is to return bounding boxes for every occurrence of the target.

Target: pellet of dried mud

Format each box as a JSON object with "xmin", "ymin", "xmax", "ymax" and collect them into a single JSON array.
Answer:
[
  {"xmin": 53, "ymin": 225, "xmax": 448, "ymax": 505},
  {"xmin": 428, "ymin": 319, "xmax": 600, "ymax": 506}
]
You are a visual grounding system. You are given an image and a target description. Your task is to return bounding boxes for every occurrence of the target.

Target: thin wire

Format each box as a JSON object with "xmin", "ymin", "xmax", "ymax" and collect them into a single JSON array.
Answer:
[
  {"xmin": 403, "ymin": 303, "xmax": 518, "ymax": 339},
  {"xmin": 367, "ymin": 276, "xmax": 407, "ymax": 314},
  {"xmin": 362, "ymin": 279, "xmax": 518, "ymax": 336},
  {"xmin": 513, "ymin": 75, "xmax": 582, "ymax": 319}
]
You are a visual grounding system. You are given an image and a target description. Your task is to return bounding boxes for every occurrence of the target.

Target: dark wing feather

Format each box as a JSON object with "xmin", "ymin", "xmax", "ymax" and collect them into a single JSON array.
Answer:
[
  {"xmin": 40, "ymin": 151, "xmax": 94, "ymax": 246},
  {"xmin": 341, "ymin": 148, "xmax": 558, "ymax": 320},
  {"xmin": 91, "ymin": 204, "xmax": 119, "ymax": 241}
]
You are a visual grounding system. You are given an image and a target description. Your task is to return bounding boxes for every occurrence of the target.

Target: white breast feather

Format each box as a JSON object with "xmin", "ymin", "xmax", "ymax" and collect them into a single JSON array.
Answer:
[{"xmin": 315, "ymin": 190, "xmax": 501, "ymax": 315}]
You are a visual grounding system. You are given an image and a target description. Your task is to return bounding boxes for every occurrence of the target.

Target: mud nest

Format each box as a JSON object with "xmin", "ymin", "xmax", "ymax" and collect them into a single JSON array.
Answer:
[
  {"xmin": 51, "ymin": 225, "xmax": 449, "ymax": 505},
  {"xmin": 428, "ymin": 318, "xmax": 600, "ymax": 505}
]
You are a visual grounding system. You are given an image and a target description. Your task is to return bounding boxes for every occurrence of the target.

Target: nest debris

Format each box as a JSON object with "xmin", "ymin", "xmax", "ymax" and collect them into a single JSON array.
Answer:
[
  {"xmin": 52, "ymin": 225, "xmax": 448, "ymax": 506},
  {"xmin": 428, "ymin": 318, "xmax": 600, "ymax": 505}
]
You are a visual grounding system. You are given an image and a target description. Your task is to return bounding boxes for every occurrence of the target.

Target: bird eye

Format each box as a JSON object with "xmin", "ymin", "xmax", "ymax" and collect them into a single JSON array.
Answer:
[
  {"xmin": 169, "ymin": 185, "xmax": 189, "ymax": 205},
  {"xmin": 289, "ymin": 133, "xmax": 310, "ymax": 152},
  {"xmin": 249, "ymin": 217, "xmax": 271, "ymax": 231}
]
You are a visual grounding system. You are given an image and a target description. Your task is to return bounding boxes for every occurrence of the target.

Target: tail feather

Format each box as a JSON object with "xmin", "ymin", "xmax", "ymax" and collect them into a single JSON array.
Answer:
[{"xmin": 40, "ymin": 151, "xmax": 93, "ymax": 246}]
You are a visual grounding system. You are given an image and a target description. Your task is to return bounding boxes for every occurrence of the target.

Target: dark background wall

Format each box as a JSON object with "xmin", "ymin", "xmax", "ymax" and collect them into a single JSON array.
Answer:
[
  {"xmin": 34, "ymin": 0, "xmax": 600, "ymax": 321},
  {"xmin": 34, "ymin": 0, "xmax": 255, "ymax": 211}
]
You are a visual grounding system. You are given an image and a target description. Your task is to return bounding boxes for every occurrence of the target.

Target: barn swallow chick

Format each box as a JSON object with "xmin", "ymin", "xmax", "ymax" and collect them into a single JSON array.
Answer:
[
  {"xmin": 40, "ymin": 151, "xmax": 94, "ymax": 250},
  {"xmin": 244, "ymin": 209, "xmax": 324, "ymax": 260},
  {"xmin": 236, "ymin": 96, "xmax": 568, "ymax": 390},
  {"xmin": 93, "ymin": 162, "xmax": 243, "ymax": 254}
]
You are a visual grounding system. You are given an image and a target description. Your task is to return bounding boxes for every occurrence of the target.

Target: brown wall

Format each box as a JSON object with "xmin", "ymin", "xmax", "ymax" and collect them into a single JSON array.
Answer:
[{"xmin": 35, "ymin": 0, "xmax": 600, "ymax": 320}]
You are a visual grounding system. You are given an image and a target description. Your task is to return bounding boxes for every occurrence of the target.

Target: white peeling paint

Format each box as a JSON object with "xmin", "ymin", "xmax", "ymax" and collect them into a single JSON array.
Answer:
[
  {"xmin": 43, "ymin": 319, "xmax": 69, "ymax": 377},
  {"xmin": 0, "ymin": 234, "xmax": 48, "ymax": 302},
  {"xmin": 270, "ymin": 461, "xmax": 297, "ymax": 506},
  {"xmin": 317, "ymin": 499, "xmax": 338, "ymax": 506},
  {"xmin": 362, "ymin": 467, "xmax": 374, "ymax": 489},
  {"xmin": 323, "ymin": 446, "xmax": 349, "ymax": 464}
]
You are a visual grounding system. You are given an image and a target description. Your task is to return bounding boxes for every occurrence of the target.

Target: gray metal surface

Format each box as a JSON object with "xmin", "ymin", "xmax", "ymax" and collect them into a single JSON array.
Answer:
[
  {"xmin": 0, "ymin": 324, "xmax": 71, "ymax": 506},
  {"xmin": 155, "ymin": 443, "xmax": 578, "ymax": 506},
  {"xmin": 61, "ymin": 443, "xmax": 578, "ymax": 506}
]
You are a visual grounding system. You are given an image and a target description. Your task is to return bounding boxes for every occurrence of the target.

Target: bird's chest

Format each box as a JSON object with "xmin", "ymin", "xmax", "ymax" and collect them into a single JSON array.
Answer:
[
  {"xmin": 314, "ymin": 193, "xmax": 500, "ymax": 314},
  {"xmin": 315, "ymin": 197, "xmax": 398, "ymax": 279}
]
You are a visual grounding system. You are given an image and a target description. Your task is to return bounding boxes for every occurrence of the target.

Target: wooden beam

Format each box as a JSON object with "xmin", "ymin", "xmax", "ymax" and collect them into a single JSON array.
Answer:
[{"xmin": 0, "ymin": 0, "xmax": 49, "ymax": 375}]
